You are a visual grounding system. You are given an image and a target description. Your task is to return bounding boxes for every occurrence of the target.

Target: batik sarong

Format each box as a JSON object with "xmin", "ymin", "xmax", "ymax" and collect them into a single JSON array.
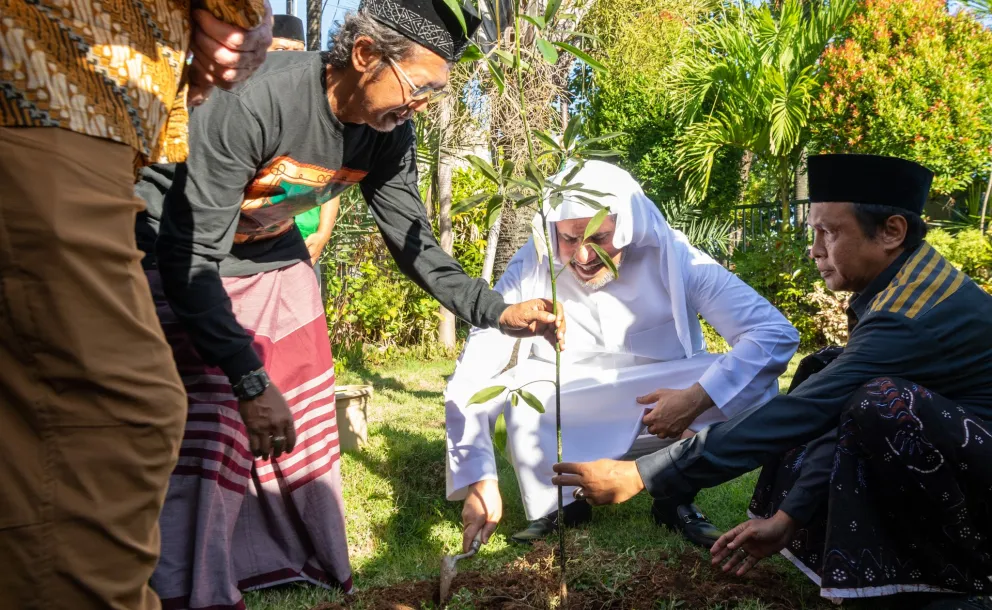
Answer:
[
  {"xmin": 751, "ymin": 376, "xmax": 992, "ymax": 599},
  {"xmin": 147, "ymin": 261, "xmax": 353, "ymax": 610}
]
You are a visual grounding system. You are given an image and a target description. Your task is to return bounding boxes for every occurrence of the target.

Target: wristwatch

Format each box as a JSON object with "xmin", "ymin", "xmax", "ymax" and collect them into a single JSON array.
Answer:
[{"xmin": 232, "ymin": 368, "xmax": 271, "ymax": 401}]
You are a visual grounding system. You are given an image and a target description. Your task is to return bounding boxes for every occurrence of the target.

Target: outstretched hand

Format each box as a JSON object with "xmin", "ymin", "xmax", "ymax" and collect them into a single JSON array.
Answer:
[
  {"xmin": 498, "ymin": 298, "xmax": 566, "ymax": 350},
  {"xmin": 710, "ymin": 511, "xmax": 797, "ymax": 576},
  {"xmin": 551, "ymin": 459, "xmax": 644, "ymax": 506}
]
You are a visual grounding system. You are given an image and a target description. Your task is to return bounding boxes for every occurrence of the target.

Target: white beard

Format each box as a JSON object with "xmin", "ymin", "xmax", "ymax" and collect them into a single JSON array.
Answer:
[{"xmin": 567, "ymin": 264, "xmax": 618, "ymax": 291}]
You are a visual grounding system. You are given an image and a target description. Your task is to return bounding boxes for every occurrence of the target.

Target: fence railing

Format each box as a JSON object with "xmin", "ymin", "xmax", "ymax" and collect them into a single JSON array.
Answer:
[{"xmin": 728, "ymin": 199, "xmax": 811, "ymax": 253}]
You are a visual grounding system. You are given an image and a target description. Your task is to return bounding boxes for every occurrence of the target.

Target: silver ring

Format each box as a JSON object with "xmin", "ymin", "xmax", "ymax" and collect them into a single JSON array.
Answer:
[
  {"xmin": 272, "ymin": 435, "xmax": 287, "ymax": 444},
  {"xmin": 736, "ymin": 547, "xmax": 748, "ymax": 558},
  {"xmin": 573, "ymin": 487, "xmax": 586, "ymax": 500}
]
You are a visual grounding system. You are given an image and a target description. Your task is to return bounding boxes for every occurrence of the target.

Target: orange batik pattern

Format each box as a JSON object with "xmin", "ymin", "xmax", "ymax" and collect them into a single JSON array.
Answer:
[{"xmin": 0, "ymin": 0, "xmax": 264, "ymax": 165}]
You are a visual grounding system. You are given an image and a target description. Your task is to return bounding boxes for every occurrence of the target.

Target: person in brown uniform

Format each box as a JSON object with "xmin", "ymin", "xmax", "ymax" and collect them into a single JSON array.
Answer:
[{"xmin": 0, "ymin": 1, "xmax": 275, "ymax": 608}]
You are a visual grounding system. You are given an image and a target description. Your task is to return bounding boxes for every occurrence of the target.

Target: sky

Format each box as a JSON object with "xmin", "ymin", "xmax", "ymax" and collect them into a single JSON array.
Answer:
[{"xmin": 279, "ymin": 0, "xmax": 360, "ymax": 50}]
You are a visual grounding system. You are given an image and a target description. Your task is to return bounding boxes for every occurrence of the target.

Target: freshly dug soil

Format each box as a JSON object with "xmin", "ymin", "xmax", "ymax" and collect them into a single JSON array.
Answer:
[{"xmin": 312, "ymin": 542, "xmax": 825, "ymax": 609}]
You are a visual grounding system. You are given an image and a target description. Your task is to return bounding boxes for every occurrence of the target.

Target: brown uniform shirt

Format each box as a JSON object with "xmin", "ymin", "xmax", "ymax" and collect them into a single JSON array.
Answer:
[{"xmin": 0, "ymin": 0, "xmax": 264, "ymax": 165}]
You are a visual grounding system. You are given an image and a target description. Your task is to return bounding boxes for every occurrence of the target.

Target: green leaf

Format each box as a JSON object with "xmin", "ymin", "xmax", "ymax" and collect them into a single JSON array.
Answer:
[
  {"xmin": 573, "ymin": 195, "xmax": 605, "ymax": 210},
  {"xmin": 508, "ymin": 177, "xmax": 540, "ymax": 193},
  {"xmin": 494, "ymin": 50, "xmax": 516, "ymax": 67},
  {"xmin": 549, "ymin": 192, "xmax": 563, "ymax": 209},
  {"xmin": 583, "ymin": 208, "xmax": 609, "ymax": 240},
  {"xmin": 532, "ymin": 130, "xmax": 562, "ymax": 153},
  {"xmin": 458, "ymin": 43, "xmax": 484, "ymax": 63},
  {"xmin": 578, "ymin": 132, "xmax": 626, "ymax": 148},
  {"xmin": 525, "ymin": 162, "xmax": 546, "ymax": 191},
  {"xmin": 513, "ymin": 194, "xmax": 540, "ymax": 209},
  {"xmin": 571, "ymin": 187, "xmax": 612, "ymax": 198},
  {"xmin": 493, "ymin": 412, "xmax": 508, "ymax": 456},
  {"xmin": 544, "ymin": 0, "xmax": 563, "ymax": 24},
  {"xmin": 561, "ymin": 160, "xmax": 585, "ymax": 185},
  {"xmin": 536, "ymin": 38, "xmax": 559, "ymax": 64},
  {"xmin": 466, "ymin": 154, "xmax": 500, "ymax": 184},
  {"xmin": 553, "ymin": 41, "xmax": 607, "ymax": 73},
  {"xmin": 486, "ymin": 58, "xmax": 506, "ymax": 94},
  {"xmin": 510, "ymin": 391, "xmax": 519, "ymax": 407},
  {"xmin": 564, "ymin": 115, "xmax": 582, "ymax": 150},
  {"xmin": 485, "ymin": 194, "xmax": 504, "ymax": 230},
  {"xmin": 517, "ymin": 389, "xmax": 546, "ymax": 414},
  {"xmin": 501, "ymin": 160, "xmax": 515, "ymax": 178},
  {"xmin": 521, "ymin": 14, "xmax": 546, "ymax": 30},
  {"xmin": 452, "ymin": 192, "xmax": 491, "ymax": 215},
  {"xmin": 576, "ymin": 149, "xmax": 621, "ymax": 159},
  {"xmin": 589, "ymin": 244, "xmax": 619, "ymax": 278},
  {"xmin": 466, "ymin": 385, "xmax": 506, "ymax": 406},
  {"xmin": 440, "ymin": 0, "xmax": 468, "ymax": 35}
]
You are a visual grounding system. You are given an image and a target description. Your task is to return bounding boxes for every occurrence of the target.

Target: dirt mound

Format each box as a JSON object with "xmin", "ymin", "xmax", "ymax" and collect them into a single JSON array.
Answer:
[{"xmin": 313, "ymin": 542, "xmax": 824, "ymax": 609}]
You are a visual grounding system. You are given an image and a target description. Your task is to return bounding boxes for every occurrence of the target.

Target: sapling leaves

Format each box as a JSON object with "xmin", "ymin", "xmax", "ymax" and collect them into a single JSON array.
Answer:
[
  {"xmin": 584, "ymin": 208, "xmax": 609, "ymax": 240},
  {"xmin": 467, "ymin": 385, "xmax": 507, "ymax": 406},
  {"xmin": 589, "ymin": 244, "xmax": 619, "ymax": 278}
]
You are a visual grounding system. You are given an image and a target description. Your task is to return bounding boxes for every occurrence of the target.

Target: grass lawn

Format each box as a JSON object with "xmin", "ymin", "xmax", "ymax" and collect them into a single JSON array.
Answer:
[{"xmin": 243, "ymin": 352, "xmax": 862, "ymax": 609}]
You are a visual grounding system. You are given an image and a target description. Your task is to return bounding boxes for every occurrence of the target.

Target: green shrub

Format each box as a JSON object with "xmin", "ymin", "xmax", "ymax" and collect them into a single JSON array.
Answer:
[
  {"xmin": 928, "ymin": 227, "xmax": 992, "ymax": 293},
  {"xmin": 730, "ymin": 235, "xmax": 846, "ymax": 348}
]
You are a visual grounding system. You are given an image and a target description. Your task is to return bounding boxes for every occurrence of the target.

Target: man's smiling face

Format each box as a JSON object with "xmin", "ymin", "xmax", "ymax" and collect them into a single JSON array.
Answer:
[{"xmin": 555, "ymin": 215, "xmax": 624, "ymax": 290}]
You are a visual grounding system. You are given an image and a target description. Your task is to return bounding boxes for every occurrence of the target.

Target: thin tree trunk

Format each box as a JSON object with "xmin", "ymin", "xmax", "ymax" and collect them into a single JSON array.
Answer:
[
  {"xmin": 980, "ymin": 168, "xmax": 991, "ymax": 235},
  {"xmin": 437, "ymin": 97, "xmax": 456, "ymax": 349},
  {"xmin": 481, "ymin": 218, "xmax": 500, "ymax": 284},
  {"xmin": 306, "ymin": 0, "xmax": 321, "ymax": 51},
  {"xmin": 779, "ymin": 156, "xmax": 792, "ymax": 231}
]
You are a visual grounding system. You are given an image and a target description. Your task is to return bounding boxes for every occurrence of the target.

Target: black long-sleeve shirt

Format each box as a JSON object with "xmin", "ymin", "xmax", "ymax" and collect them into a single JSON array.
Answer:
[
  {"xmin": 635, "ymin": 243, "xmax": 992, "ymax": 503},
  {"xmin": 136, "ymin": 52, "xmax": 507, "ymax": 383}
]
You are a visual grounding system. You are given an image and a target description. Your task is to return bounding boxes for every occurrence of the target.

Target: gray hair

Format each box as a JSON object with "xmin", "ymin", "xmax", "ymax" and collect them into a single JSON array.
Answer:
[{"xmin": 324, "ymin": 11, "xmax": 420, "ymax": 71}]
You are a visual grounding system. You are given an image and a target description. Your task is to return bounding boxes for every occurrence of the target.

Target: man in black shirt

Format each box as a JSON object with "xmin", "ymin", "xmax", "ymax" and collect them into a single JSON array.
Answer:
[
  {"xmin": 136, "ymin": 2, "xmax": 564, "ymax": 607},
  {"xmin": 552, "ymin": 154, "xmax": 992, "ymax": 608}
]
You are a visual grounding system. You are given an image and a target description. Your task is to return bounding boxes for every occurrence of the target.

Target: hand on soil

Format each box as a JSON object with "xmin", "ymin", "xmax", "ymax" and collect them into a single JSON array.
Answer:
[
  {"xmin": 462, "ymin": 480, "xmax": 502, "ymax": 553},
  {"xmin": 551, "ymin": 459, "xmax": 644, "ymax": 506},
  {"xmin": 710, "ymin": 510, "xmax": 798, "ymax": 576}
]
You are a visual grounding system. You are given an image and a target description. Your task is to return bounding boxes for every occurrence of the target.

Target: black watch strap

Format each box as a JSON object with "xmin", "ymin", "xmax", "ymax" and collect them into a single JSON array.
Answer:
[{"xmin": 232, "ymin": 368, "xmax": 271, "ymax": 400}]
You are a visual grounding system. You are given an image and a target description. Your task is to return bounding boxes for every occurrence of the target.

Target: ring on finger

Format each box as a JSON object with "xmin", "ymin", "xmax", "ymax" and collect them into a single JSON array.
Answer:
[{"xmin": 573, "ymin": 487, "xmax": 586, "ymax": 501}]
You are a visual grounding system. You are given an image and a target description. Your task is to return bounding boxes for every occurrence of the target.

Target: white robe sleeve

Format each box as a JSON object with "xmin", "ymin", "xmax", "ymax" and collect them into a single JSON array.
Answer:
[
  {"xmin": 680, "ymin": 240, "xmax": 800, "ymax": 417},
  {"xmin": 444, "ymin": 246, "xmax": 532, "ymax": 501}
]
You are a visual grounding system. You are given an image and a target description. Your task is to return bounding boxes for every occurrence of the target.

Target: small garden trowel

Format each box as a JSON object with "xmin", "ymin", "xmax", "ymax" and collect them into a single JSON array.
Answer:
[{"xmin": 438, "ymin": 533, "xmax": 482, "ymax": 604}]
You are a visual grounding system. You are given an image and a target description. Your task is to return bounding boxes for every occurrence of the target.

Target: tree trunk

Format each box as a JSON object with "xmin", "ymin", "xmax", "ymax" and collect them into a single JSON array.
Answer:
[
  {"xmin": 779, "ymin": 156, "xmax": 792, "ymax": 231},
  {"xmin": 481, "ymin": 218, "xmax": 500, "ymax": 284},
  {"xmin": 306, "ymin": 0, "xmax": 321, "ymax": 50},
  {"xmin": 980, "ymin": 169, "xmax": 991, "ymax": 235},
  {"xmin": 437, "ymin": 97, "xmax": 457, "ymax": 350},
  {"xmin": 739, "ymin": 150, "xmax": 755, "ymax": 202}
]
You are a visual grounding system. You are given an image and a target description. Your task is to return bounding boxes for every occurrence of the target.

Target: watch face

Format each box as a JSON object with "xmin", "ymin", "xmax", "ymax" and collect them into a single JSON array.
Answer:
[{"xmin": 243, "ymin": 375, "xmax": 263, "ymax": 396}]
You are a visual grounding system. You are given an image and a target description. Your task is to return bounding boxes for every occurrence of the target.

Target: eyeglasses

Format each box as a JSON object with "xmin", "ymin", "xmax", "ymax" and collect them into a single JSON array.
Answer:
[{"xmin": 387, "ymin": 58, "xmax": 449, "ymax": 103}]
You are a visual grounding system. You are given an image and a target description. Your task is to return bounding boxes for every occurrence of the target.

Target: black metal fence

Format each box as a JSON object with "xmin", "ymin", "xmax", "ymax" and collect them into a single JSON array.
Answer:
[{"xmin": 728, "ymin": 199, "xmax": 811, "ymax": 253}]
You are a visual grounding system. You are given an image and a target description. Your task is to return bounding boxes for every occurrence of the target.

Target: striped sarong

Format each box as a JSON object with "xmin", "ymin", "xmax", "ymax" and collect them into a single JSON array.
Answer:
[{"xmin": 147, "ymin": 262, "xmax": 353, "ymax": 610}]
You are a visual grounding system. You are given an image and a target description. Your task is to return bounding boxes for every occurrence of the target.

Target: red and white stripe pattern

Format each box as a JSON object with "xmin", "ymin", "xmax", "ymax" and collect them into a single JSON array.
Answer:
[{"xmin": 148, "ymin": 262, "xmax": 352, "ymax": 610}]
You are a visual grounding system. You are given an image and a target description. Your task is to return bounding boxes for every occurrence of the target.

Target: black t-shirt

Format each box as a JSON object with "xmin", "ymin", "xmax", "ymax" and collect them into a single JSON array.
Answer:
[{"xmin": 136, "ymin": 52, "xmax": 507, "ymax": 382}]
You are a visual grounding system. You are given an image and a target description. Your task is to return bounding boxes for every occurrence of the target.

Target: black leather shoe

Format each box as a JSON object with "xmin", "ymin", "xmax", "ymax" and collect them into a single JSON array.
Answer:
[
  {"xmin": 652, "ymin": 500, "xmax": 723, "ymax": 549},
  {"xmin": 511, "ymin": 501, "xmax": 592, "ymax": 544}
]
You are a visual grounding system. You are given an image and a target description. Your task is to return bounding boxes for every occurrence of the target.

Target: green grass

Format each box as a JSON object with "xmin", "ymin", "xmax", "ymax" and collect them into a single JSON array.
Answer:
[{"xmin": 245, "ymin": 352, "xmax": 818, "ymax": 609}]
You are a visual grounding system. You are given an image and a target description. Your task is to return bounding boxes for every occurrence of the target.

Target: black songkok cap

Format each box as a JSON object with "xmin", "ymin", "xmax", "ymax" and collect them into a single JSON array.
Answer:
[
  {"xmin": 808, "ymin": 154, "xmax": 934, "ymax": 215},
  {"xmin": 359, "ymin": 0, "xmax": 482, "ymax": 62},
  {"xmin": 273, "ymin": 15, "xmax": 305, "ymax": 43}
]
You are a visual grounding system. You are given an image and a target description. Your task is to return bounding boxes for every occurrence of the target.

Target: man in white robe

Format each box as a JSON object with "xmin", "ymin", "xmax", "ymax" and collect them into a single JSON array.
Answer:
[{"xmin": 444, "ymin": 161, "xmax": 799, "ymax": 552}]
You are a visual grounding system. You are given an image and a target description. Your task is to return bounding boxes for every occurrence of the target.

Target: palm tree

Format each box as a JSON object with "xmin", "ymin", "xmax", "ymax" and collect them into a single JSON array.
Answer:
[{"xmin": 670, "ymin": 0, "xmax": 855, "ymax": 228}]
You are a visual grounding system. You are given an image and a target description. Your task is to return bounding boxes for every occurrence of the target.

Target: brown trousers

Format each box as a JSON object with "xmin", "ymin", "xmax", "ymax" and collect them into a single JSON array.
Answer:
[{"xmin": 0, "ymin": 128, "xmax": 187, "ymax": 610}]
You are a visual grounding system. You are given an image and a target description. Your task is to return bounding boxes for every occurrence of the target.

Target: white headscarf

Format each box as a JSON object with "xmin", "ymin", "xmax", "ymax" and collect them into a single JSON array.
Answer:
[{"xmin": 515, "ymin": 160, "xmax": 697, "ymax": 360}]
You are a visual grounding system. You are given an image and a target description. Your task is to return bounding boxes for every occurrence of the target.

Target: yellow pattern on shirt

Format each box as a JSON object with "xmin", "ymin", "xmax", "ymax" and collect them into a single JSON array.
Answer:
[{"xmin": 0, "ymin": 0, "xmax": 264, "ymax": 165}]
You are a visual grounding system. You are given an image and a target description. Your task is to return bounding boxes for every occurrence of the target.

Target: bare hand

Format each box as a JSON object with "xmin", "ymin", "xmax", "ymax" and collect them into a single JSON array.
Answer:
[
  {"xmin": 305, "ymin": 232, "xmax": 330, "ymax": 266},
  {"xmin": 710, "ymin": 510, "xmax": 798, "ymax": 576},
  {"xmin": 637, "ymin": 383, "xmax": 714, "ymax": 439},
  {"xmin": 551, "ymin": 459, "xmax": 644, "ymax": 506},
  {"xmin": 461, "ymin": 479, "xmax": 502, "ymax": 553},
  {"xmin": 498, "ymin": 298, "xmax": 566, "ymax": 350},
  {"xmin": 187, "ymin": 0, "xmax": 274, "ymax": 106},
  {"xmin": 238, "ymin": 384, "xmax": 297, "ymax": 460}
]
